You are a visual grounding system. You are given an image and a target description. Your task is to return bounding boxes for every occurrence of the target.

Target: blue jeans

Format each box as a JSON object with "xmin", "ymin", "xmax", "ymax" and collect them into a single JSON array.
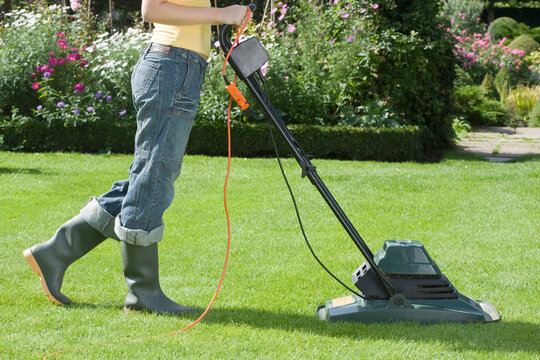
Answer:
[{"xmin": 81, "ymin": 43, "xmax": 208, "ymax": 247}]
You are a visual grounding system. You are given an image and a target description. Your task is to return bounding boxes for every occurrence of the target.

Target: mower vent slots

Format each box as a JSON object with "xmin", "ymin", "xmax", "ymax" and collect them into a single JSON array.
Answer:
[{"xmin": 353, "ymin": 240, "xmax": 458, "ymax": 300}]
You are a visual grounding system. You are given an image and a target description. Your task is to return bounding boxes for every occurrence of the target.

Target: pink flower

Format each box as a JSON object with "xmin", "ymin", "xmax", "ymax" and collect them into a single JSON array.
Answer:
[
  {"xmin": 74, "ymin": 83, "xmax": 85, "ymax": 93},
  {"xmin": 270, "ymin": 7, "xmax": 277, "ymax": 14},
  {"xmin": 30, "ymin": 73, "xmax": 37, "ymax": 79},
  {"xmin": 32, "ymin": 82, "xmax": 39, "ymax": 90},
  {"xmin": 288, "ymin": 24, "xmax": 296, "ymax": 33},
  {"xmin": 372, "ymin": 4, "xmax": 379, "ymax": 9},
  {"xmin": 515, "ymin": 59, "xmax": 520, "ymax": 64},
  {"xmin": 342, "ymin": 13, "xmax": 350, "ymax": 19},
  {"xmin": 285, "ymin": 76, "xmax": 289, "ymax": 80},
  {"xmin": 57, "ymin": 39, "xmax": 68, "ymax": 49},
  {"xmin": 347, "ymin": 35, "xmax": 355, "ymax": 42},
  {"xmin": 70, "ymin": 0, "xmax": 80, "ymax": 11},
  {"xmin": 330, "ymin": 39, "xmax": 336, "ymax": 45},
  {"xmin": 516, "ymin": 66, "xmax": 520, "ymax": 71},
  {"xmin": 360, "ymin": 8, "xmax": 366, "ymax": 14},
  {"xmin": 56, "ymin": 32, "xmax": 65, "ymax": 38}
]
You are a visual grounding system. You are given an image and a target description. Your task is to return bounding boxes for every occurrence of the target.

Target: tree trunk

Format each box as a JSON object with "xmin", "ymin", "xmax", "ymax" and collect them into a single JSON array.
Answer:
[
  {"xmin": 0, "ymin": 0, "xmax": 13, "ymax": 21},
  {"xmin": 488, "ymin": 0, "xmax": 495, "ymax": 23}
]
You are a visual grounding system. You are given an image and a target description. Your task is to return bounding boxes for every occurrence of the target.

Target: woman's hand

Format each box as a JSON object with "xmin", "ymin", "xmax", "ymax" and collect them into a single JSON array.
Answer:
[{"xmin": 217, "ymin": 5, "xmax": 252, "ymax": 27}]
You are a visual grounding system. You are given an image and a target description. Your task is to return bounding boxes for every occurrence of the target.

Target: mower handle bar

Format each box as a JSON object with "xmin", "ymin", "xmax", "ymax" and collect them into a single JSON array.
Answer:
[{"xmin": 218, "ymin": 17, "xmax": 396, "ymax": 298}]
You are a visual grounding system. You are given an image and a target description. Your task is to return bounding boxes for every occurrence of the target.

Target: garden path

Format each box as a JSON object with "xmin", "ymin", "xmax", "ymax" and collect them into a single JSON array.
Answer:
[{"xmin": 456, "ymin": 126, "xmax": 540, "ymax": 162}]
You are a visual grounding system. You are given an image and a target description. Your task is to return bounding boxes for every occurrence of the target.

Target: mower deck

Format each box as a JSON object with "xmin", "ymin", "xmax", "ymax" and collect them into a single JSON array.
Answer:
[{"xmin": 317, "ymin": 293, "xmax": 500, "ymax": 323}]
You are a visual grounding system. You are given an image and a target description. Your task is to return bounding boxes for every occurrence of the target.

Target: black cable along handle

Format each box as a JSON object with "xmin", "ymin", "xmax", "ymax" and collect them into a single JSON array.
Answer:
[{"xmin": 219, "ymin": 7, "xmax": 396, "ymax": 298}]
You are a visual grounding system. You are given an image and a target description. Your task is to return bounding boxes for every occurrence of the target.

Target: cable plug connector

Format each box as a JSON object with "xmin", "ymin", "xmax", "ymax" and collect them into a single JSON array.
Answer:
[{"xmin": 226, "ymin": 83, "xmax": 249, "ymax": 111}]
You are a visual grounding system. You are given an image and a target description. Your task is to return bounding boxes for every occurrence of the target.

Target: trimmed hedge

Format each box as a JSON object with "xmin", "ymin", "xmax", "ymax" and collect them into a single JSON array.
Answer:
[{"xmin": 0, "ymin": 120, "xmax": 426, "ymax": 162}]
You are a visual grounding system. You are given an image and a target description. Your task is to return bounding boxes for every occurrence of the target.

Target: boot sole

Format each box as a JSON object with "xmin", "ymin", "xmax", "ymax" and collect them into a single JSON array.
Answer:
[
  {"xmin": 124, "ymin": 306, "xmax": 196, "ymax": 315},
  {"xmin": 23, "ymin": 248, "xmax": 66, "ymax": 306}
]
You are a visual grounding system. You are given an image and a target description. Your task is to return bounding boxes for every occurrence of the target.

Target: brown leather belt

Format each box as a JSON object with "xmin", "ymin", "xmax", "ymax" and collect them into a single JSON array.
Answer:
[{"xmin": 150, "ymin": 43, "xmax": 171, "ymax": 54}]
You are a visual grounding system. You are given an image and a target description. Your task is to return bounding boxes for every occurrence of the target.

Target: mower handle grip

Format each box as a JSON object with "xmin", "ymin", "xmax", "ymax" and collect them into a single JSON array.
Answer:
[{"xmin": 219, "ymin": 3, "xmax": 256, "ymax": 53}]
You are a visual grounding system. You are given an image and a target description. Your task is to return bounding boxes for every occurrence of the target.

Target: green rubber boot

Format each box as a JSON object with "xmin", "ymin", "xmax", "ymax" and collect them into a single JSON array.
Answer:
[
  {"xmin": 23, "ymin": 215, "xmax": 106, "ymax": 305},
  {"xmin": 122, "ymin": 241, "xmax": 196, "ymax": 315}
]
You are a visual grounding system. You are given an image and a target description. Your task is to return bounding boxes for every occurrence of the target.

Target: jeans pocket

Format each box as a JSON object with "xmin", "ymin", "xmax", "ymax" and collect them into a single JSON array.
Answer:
[
  {"xmin": 131, "ymin": 60, "xmax": 160, "ymax": 103},
  {"xmin": 172, "ymin": 61, "xmax": 201, "ymax": 117}
]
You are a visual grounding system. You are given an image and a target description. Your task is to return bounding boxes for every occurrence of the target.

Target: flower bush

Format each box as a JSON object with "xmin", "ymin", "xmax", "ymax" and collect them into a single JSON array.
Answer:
[
  {"xmin": 443, "ymin": 11, "xmax": 537, "ymax": 88},
  {"xmin": 0, "ymin": 4, "xmax": 149, "ymax": 126},
  {"xmin": 200, "ymin": 0, "xmax": 456, "ymax": 150}
]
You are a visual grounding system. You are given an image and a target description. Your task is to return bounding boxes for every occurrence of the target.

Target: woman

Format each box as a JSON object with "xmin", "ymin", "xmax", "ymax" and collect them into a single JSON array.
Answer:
[{"xmin": 23, "ymin": 0, "xmax": 251, "ymax": 315}]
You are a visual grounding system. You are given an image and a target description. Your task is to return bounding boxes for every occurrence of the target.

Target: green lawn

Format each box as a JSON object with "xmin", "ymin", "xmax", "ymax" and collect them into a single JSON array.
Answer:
[{"xmin": 0, "ymin": 151, "xmax": 539, "ymax": 359}]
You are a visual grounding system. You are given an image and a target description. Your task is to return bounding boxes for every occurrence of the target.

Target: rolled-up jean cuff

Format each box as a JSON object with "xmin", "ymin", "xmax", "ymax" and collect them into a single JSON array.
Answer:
[
  {"xmin": 114, "ymin": 216, "xmax": 164, "ymax": 247},
  {"xmin": 80, "ymin": 197, "xmax": 117, "ymax": 240}
]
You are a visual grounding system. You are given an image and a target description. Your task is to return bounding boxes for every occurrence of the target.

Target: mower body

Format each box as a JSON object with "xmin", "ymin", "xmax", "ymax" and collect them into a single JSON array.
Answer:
[{"xmin": 317, "ymin": 240, "xmax": 500, "ymax": 323}]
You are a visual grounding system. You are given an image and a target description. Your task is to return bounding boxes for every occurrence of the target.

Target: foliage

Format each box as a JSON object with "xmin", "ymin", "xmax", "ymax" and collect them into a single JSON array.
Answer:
[
  {"xmin": 487, "ymin": 16, "xmax": 540, "ymax": 44},
  {"xmin": 504, "ymin": 85, "xmax": 540, "ymax": 125},
  {"xmin": 440, "ymin": 0, "xmax": 485, "ymax": 35},
  {"xmin": 0, "ymin": 4, "xmax": 149, "ymax": 126},
  {"xmin": 453, "ymin": 85, "xmax": 511, "ymax": 125},
  {"xmin": 0, "ymin": 4, "xmax": 65, "ymax": 116},
  {"xmin": 0, "ymin": 119, "xmax": 426, "ymax": 161},
  {"xmin": 508, "ymin": 34, "xmax": 540, "ymax": 54},
  {"xmin": 451, "ymin": 116, "xmax": 471, "ymax": 140},
  {"xmin": 530, "ymin": 99, "xmax": 540, "ymax": 126},
  {"xmin": 487, "ymin": 16, "xmax": 519, "ymax": 41},
  {"xmin": 448, "ymin": 22, "xmax": 533, "ymax": 84},
  {"xmin": 494, "ymin": 65, "xmax": 535, "ymax": 100}
]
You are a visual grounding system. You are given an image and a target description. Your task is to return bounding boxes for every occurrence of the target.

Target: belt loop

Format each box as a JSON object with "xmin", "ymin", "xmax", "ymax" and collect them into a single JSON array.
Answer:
[{"xmin": 141, "ymin": 42, "xmax": 152, "ymax": 59}]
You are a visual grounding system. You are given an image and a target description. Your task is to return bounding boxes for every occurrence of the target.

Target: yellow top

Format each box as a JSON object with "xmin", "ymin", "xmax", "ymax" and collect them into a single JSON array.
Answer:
[{"xmin": 151, "ymin": 0, "xmax": 212, "ymax": 59}]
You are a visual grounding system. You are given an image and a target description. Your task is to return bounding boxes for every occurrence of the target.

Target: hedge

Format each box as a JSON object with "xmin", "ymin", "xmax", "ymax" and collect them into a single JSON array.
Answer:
[{"xmin": 0, "ymin": 120, "xmax": 426, "ymax": 162}]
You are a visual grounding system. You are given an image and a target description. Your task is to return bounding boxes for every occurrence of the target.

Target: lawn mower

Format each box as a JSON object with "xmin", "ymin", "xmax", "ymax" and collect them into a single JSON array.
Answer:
[{"xmin": 219, "ymin": 9, "xmax": 499, "ymax": 324}]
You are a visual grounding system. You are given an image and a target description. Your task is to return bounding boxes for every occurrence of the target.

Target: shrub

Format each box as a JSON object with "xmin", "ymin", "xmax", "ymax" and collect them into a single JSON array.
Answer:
[
  {"xmin": 0, "ymin": 119, "xmax": 426, "ymax": 161},
  {"xmin": 440, "ymin": 0, "xmax": 485, "ymax": 35},
  {"xmin": 487, "ymin": 17, "xmax": 519, "ymax": 41},
  {"xmin": 505, "ymin": 86, "xmax": 540, "ymax": 126},
  {"xmin": 508, "ymin": 35, "xmax": 540, "ymax": 54},
  {"xmin": 453, "ymin": 85, "xmax": 511, "ymax": 125},
  {"xmin": 481, "ymin": 73, "xmax": 499, "ymax": 99},
  {"xmin": 451, "ymin": 29, "xmax": 531, "ymax": 84},
  {"xmin": 455, "ymin": 65, "xmax": 475, "ymax": 87},
  {"xmin": 494, "ymin": 66, "xmax": 535, "ymax": 100},
  {"xmin": 530, "ymin": 100, "xmax": 540, "ymax": 127},
  {"xmin": 0, "ymin": 5, "xmax": 66, "ymax": 116},
  {"xmin": 200, "ymin": 0, "xmax": 456, "ymax": 151},
  {"xmin": 0, "ymin": 5, "xmax": 149, "ymax": 126}
]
